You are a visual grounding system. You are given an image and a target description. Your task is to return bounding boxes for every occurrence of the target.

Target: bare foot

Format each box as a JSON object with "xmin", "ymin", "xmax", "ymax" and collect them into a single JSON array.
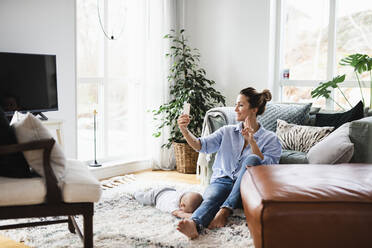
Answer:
[
  {"xmin": 177, "ymin": 219, "xmax": 199, "ymax": 239},
  {"xmin": 208, "ymin": 208, "xmax": 231, "ymax": 229}
]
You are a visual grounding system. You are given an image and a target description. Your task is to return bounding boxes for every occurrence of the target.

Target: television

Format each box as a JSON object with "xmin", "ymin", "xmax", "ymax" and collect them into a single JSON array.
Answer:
[{"xmin": 0, "ymin": 52, "xmax": 58, "ymax": 120}]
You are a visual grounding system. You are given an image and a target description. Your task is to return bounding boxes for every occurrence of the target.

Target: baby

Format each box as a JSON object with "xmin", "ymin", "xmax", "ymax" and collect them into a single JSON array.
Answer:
[{"xmin": 134, "ymin": 187, "xmax": 203, "ymax": 218}]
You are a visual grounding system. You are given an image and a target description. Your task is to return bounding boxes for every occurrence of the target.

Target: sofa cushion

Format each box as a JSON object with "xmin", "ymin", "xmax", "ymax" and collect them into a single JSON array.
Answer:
[
  {"xmin": 62, "ymin": 159, "xmax": 101, "ymax": 203},
  {"xmin": 279, "ymin": 150, "xmax": 308, "ymax": 164},
  {"xmin": 349, "ymin": 116, "xmax": 372, "ymax": 163},
  {"xmin": 258, "ymin": 102, "xmax": 312, "ymax": 132},
  {"xmin": 0, "ymin": 108, "xmax": 33, "ymax": 178},
  {"xmin": 11, "ymin": 113, "xmax": 66, "ymax": 182},
  {"xmin": 0, "ymin": 176, "xmax": 46, "ymax": 206},
  {"xmin": 307, "ymin": 123, "xmax": 354, "ymax": 164},
  {"xmin": 276, "ymin": 119, "xmax": 334, "ymax": 152},
  {"xmin": 315, "ymin": 100, "xmax": 364, "ymax": 129},
  {"xmin": 309, "ymin": 106, "xmax": 321, "ymax": 115}
]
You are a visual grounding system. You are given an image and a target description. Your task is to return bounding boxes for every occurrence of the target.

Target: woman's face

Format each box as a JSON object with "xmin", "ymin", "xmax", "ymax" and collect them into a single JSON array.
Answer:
[{"xmin": 235, "ymin": 94, "xmax": 257, "ymax": 122}]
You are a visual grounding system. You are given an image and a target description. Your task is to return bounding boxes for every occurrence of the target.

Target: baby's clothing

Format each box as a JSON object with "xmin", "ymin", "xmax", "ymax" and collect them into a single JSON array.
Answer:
[{"xmin": 134, "ymin": 187, "xmax": 185, "ymax": 213}]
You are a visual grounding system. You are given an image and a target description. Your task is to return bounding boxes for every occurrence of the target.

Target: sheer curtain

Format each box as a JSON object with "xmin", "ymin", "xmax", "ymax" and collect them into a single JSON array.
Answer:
[
  {"xmin": 144, "ymin": 0, "xmax": 178, "ymax": 170},
  {"xmin": 76, "ymin": 0, "xmax": 178, "ymax": 165}
]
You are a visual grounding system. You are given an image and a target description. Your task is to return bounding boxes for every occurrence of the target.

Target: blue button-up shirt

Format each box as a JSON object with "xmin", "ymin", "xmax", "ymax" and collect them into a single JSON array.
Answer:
[{"xmin": 198, "ymin": 122, "xmax": 282, "ymax": 183}]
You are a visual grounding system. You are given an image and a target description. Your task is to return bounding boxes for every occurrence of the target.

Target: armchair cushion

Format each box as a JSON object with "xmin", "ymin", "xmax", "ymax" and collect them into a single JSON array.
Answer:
[
  {"xmin": 11, "ymin": 113, "xmax": 66, "ymax": 182},
  {"xmin": 62, "ymin": 159, "xmax": 101, "ymax": 203},
  {"xmin": 0, "ymin": 176, "xmax": 45, "ymax": 206},
  {"xmin": 0, "ymin": 160, "xmax": 101, "ymax": 206}
]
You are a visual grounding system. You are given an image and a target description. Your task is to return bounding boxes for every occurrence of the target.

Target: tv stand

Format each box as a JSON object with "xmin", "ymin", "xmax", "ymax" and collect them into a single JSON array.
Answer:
[{"xmin": 33, "ymin": 112, "xmax": 48, "ymax": 121}]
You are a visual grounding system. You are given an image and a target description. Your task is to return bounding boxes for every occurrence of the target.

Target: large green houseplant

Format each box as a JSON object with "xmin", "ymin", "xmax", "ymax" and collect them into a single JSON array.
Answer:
[
  {"xmin": 153, "ymin": 29, "xmax": 225, "ymax": 171},
  {"xmin": 311, "ymin": 53, "xmax": 372, "ymax": 110}
]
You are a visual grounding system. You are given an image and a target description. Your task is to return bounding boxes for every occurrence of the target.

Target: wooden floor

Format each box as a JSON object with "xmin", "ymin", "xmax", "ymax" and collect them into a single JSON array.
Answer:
[
  {"xmin": 133, "ymin": 169, "xmax": 200, "ymax": 185},
  {"xmin": 0, "ymin": 235, "xmax": 29, "ymax": 248},
  {"xmin": 0, "ymin": 169, "xmax": 199, "ymax": 247}
]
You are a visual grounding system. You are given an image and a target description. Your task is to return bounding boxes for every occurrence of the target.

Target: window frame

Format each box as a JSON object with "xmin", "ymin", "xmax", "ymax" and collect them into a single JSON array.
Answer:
[
  {"xmin": 275, "ymin": 0, "xmax": 367, "ymax": 110},
  {"xmin": 76, "ymin": 0, "xmax": 146, "ymax": 162}
]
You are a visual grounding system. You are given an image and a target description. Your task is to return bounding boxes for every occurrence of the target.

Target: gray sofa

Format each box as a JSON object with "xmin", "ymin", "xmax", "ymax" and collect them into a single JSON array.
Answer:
[
  {"xmin": 280, "ymin": 115, "xmax": 372, "ymax": 164},
  {"xmin": 196, "ymin": 104, "xmax": 372, "ymax": 185}
]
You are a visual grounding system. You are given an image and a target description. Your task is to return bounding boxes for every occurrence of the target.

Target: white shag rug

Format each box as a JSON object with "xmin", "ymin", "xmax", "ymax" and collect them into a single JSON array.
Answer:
[{"xmin": 0, "ymin": 176, "xmax": 254, "ymax": 248}]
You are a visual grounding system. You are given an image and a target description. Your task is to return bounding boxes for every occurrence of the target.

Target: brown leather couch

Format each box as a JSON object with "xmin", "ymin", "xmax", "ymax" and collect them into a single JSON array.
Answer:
[{"xmin": 240, "ymin": 164, "xmax": 372, "ymax": 248}]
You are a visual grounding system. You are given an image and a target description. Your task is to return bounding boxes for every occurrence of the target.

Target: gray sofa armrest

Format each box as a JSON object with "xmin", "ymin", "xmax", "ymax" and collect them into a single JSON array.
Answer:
[
  {"xmin": 205, "ymin": 107, "xmax": 238, "ymax": 130},
  {"xmin": 197, "ymin": 107, "xmax": 237, "ymax": 185},
  {"xmin": 349, "ymin": 116, "xmax": 372, "ymax": 163}
]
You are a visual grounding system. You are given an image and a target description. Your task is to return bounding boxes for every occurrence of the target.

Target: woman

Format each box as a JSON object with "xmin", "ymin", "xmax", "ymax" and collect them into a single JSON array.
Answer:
[{"xmin": 176, "ymin": 87, "xmax": 282, "ymax": 239}]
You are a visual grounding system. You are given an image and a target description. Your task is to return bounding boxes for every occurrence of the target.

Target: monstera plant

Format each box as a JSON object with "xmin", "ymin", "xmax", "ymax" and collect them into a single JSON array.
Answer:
[{"xmin": 312, "ymin": 53, "xmax": 372, "ymax": 109}]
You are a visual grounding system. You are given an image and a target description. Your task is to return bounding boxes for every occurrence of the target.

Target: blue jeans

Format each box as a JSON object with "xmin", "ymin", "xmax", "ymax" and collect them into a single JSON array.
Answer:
[{"xmin": 191, "ymin": 155, "xmax": 262, "ymax": 231}]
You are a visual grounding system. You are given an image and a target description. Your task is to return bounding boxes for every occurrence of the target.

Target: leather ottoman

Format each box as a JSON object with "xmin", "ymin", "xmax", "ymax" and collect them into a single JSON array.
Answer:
[{"xmin": 240, "ymin": 164, "xmax": 372, "ymax": 248}]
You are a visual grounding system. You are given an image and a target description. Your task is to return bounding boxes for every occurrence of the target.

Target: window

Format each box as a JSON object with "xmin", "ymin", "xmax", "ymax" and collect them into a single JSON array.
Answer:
[
  {"xmin": 77, "ymin": 0, "xmax": 146, "ymax": 161},
  {"xmin": 278, "ymin": 0, "xmax": 372, "ymax": 110}
]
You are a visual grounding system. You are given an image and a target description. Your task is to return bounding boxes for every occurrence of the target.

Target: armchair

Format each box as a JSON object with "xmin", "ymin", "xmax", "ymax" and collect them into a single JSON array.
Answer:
[{"xmin": 0, "ymin": 138, "xmax": 101, "ymax": 248}]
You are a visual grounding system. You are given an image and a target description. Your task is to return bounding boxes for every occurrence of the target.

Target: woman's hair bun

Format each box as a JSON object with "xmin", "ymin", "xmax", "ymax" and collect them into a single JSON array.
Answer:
[{"xmin": 261, "ymin": 89, "xmax": 272, "ymax": 102}]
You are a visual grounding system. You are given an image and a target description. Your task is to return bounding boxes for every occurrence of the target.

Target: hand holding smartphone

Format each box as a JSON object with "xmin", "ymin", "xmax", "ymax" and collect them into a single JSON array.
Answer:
[
  {"xmin": 183, "ymin": 102, "xmax": 191, "ymax": 115},
  {"xmin": 178, "ymin": 102, "xmax": 191, "ymax": 131}
]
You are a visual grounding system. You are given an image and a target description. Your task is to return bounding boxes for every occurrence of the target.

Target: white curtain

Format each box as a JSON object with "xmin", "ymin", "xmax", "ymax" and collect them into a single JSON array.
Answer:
[{"xmin": 144, "ymin": 0, "xmax": 179, "ymax": 170}]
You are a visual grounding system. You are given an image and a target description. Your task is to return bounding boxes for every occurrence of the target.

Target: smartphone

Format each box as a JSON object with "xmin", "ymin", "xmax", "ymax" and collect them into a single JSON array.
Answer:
[{"xmin": 183, "ymin": 102, "xmax": 191, "ymax": 115}]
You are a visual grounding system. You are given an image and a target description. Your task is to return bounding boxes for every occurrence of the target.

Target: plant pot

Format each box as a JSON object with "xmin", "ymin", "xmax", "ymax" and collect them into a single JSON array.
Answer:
[{"xmin": 173, "ymin": 142, "xmax": 199, "ymax": 174}]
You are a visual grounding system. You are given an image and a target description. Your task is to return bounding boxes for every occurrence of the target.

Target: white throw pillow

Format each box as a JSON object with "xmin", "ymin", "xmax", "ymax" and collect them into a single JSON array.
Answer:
[
  {"xmin": 10, "ymin": 111, "xmax": 27, "ymax": 125},
  {"xmin": 276, "ymin": 119, "xmax": 334, "ymax": 153},
  {"xmin": 307, "ymin": 123, "xmax": 354, "ymax": 164},
  {"xmin": 11, "ymin": 113, "xmax": 66, "ymax": 182}
]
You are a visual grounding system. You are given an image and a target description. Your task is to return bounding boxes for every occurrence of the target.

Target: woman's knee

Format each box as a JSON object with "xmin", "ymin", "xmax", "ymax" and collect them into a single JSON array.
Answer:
[
  {"xmin": 243, "ymin": 155, "xmax": 262, "ymax": 167},
  {"xmin": 203, "ymin": 187, "xmax": 227, "ymax": 201}
]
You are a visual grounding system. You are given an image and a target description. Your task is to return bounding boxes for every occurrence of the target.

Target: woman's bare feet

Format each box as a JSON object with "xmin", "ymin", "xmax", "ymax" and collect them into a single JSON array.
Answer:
[
  {"xmin": 177, "ymin": 219, "xmax": 199, "ymax": 239},
  {"xmin": 208, "ymin": 208, "xmax": 231, "ymax": 229}
]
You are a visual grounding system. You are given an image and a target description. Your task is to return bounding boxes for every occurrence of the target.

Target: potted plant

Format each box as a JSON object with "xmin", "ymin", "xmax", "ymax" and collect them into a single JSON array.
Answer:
[
  {"xmin": 152, "ymin": 29, "xmax": 226, "ymax": 173},
  {"xmin": 311, "ymin": 53, "xmax": 372, "ymax": 109}
]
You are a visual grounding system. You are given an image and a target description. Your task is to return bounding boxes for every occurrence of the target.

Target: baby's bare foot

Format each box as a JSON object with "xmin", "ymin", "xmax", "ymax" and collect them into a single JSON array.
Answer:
[
  {"xmin": 177, "ymin": 219, "xmax": 199, "ymax": 239},
  {"xmin": 208, "ymin": 208, "xmax": 231, "ymax": 229}
]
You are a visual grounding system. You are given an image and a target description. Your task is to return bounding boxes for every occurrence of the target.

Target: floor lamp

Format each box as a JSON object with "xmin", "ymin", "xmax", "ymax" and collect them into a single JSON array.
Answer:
[{"xmin": 90, "ymin": 109, "xmax": 102, "ymax": 167}]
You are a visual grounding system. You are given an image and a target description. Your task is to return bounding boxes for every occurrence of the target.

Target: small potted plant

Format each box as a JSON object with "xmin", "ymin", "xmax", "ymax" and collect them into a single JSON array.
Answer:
[{"xmin": 153, "ymin": 29, "xmax": 225, "ymax": 173}]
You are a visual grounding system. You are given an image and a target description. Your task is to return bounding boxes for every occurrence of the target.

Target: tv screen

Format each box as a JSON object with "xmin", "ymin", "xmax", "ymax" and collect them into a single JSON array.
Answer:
[{"xmin": 0, "ymin": 52, "xmax": 58, "ymax": 117}]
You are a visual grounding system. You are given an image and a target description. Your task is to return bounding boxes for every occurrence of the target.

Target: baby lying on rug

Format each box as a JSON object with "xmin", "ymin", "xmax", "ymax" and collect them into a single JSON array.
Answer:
[{"xmin": 134, "ymin": 187, "xmax": 203, "ymax": 218}]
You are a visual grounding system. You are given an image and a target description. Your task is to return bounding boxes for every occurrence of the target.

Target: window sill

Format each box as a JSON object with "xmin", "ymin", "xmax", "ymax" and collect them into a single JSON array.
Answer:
[{"xmin": 88, "ymin": 158, "xmax": 151, "ymax": 180}]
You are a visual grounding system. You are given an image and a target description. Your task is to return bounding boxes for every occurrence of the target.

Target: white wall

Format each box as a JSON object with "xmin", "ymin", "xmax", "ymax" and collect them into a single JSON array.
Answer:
[
  {"xmin": 182, "ymin": 0, "xmax": 277, "ymax": 106},
  {"xmin": 0, "ymin": 0, "xmax": 276, "ymax": 159},
  {"xmin": 0, "ymin": 0, "xmax": 77, "ymax": 158}
]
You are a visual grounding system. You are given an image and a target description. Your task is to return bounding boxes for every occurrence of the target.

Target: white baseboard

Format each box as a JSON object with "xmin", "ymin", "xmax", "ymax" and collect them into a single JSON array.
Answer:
[{"xmin": 89, "ymin": 159, "xmax": 151, "ymax": 180}]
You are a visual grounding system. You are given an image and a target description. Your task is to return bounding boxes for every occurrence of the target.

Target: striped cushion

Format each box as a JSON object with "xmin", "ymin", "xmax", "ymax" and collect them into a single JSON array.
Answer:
[{"xmin": 276, "ymin": 119, "xmax": 334, "ymax": 153}]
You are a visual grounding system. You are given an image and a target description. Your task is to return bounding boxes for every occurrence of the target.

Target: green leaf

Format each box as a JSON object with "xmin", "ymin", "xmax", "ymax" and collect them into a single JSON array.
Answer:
[
  {"xmin": 340, "ymin": 54, "xmax": 372, "ymax": 73},
  {"xmin": 311, "ymin": 75, "xmax": 346, "ymax": 102},
  {"xmin": 152, "ymin": 132, "xmax": 161, "ymax": 138}
]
